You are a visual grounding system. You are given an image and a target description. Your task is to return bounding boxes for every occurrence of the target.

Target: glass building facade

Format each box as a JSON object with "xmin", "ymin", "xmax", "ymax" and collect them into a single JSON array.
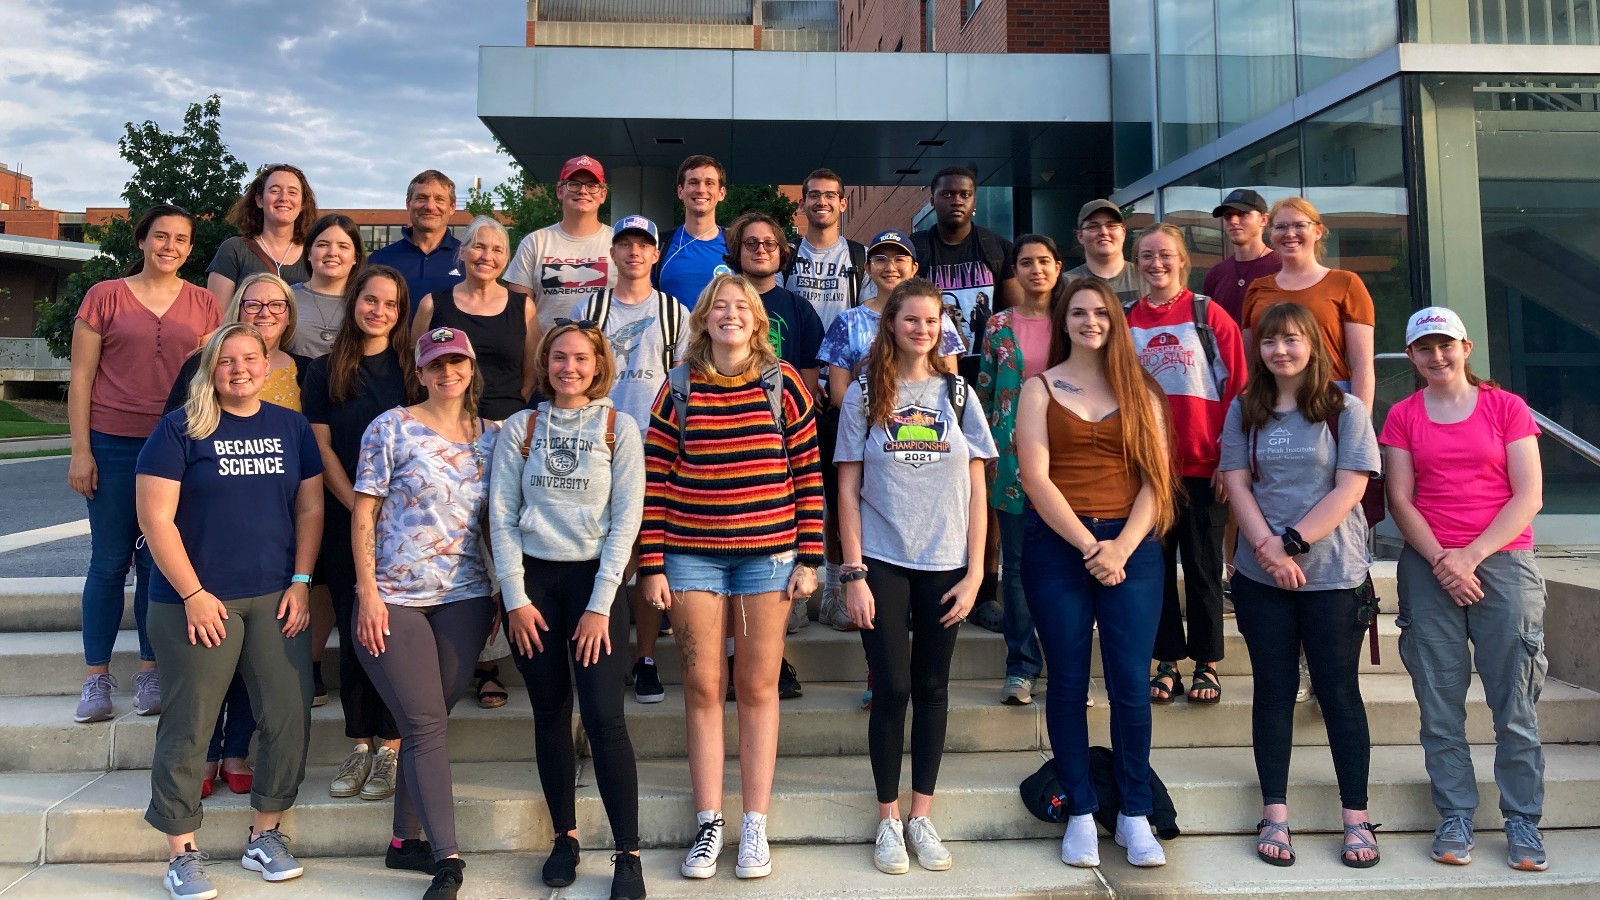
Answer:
[{"xmin": 1111, "ymin": 0, "xmax": 1600, "ymax": 525}]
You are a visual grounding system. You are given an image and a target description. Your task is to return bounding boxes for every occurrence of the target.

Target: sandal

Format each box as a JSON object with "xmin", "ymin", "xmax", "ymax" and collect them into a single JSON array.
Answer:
[
  {"xmin": 475, "ymin": 664, "xmax": 509, "ymax": 709},
  {"xmin": 1149, "ymin": 662, "xmax": 1183, "ymax": 704},
  {"xmin": 1187, "ymin": 664, "xmax": 1221, "ymax": 704},
  {"xmin": 1341, "ymin": 821, "xmax": 1381, "ymax": 869},
  {"xmin": 1255, "ymin": 819, "xmax": 1295, "ymax": 867}
]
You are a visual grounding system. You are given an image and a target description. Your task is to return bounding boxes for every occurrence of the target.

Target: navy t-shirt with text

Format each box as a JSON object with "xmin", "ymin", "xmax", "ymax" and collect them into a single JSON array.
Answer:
[{"xmin": 136, "ymin": 402, "xmax": 324, "ymax": 604}]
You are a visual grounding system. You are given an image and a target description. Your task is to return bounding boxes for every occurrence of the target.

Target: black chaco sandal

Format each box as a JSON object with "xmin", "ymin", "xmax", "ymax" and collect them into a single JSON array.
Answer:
[
  {"xmin": 1188, "ymin": 664, "xmax": 1222, "ymax": 704},
  {"xmin": 1256, "ymin": 819, "xmax": 1295, "ymax": 867},
  {"xmin": 476, "ymin": 664, "xmax": 509, "ymax": 709},
  {"xmin": 1149, "ymin": 662, "xmax": 1183, "ymax": 704}
]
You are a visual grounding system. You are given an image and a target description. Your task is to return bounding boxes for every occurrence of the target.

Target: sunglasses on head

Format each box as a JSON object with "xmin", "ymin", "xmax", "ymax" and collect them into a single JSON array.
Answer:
[{"xmin": 553, "ymin": 318, "xmax": 601, "ymax": 331}]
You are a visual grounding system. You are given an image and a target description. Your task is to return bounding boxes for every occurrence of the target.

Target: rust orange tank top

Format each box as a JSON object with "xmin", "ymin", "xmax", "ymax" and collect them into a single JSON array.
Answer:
[{"xmin": 1039, "ymin": 374, "xmax": 1138, "ymax": 519}]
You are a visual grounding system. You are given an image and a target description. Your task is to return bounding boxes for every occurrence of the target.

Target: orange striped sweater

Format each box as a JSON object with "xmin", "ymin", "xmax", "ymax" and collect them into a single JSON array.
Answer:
[{"xmin": 640, "ymin": 360, "xmax": 824, "ymax": 575}]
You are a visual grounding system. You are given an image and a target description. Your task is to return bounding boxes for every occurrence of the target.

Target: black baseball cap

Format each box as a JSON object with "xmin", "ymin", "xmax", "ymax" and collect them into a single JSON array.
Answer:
[{"xmin": 1212, "ymin": 188, "xmax": 1268, "ymax": 218}]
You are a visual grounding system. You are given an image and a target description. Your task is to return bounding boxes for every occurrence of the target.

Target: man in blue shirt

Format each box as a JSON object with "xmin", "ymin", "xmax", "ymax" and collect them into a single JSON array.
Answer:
[
  {"xmin": 368, "ymin": 170, "xmax": 463, "ymax": 316},
  {"xmin": 654, "ymin": 155, "xmax": 730, "ymax": 308}
]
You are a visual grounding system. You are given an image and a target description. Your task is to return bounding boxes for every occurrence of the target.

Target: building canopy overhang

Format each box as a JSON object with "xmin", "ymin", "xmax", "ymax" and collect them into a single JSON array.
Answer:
[
  {"xmin": 0, "ymin": 234, "xmax": 96, "ymax": 273},
  {"xmin": 477, "ymin": 46, "xmax": 1112, "ymax": 190}
]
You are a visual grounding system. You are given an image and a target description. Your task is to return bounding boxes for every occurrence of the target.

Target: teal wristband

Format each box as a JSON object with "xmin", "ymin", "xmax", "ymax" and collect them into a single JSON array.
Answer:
[{"xmin": 290, "ymin": 574, "xmax": 312, "ymax": 585}]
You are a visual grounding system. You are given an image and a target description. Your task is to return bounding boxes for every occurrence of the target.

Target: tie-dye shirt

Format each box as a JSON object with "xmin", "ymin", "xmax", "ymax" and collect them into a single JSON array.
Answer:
[{"xmin": 354, "ymin": 407, "xmax": 501, "ymax": 607}]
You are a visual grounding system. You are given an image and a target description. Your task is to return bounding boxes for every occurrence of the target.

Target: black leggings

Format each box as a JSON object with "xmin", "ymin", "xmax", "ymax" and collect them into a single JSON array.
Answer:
[
  {"xmin": 323, "ymin": 498, "xmax": 399, "ymax": 742},
  {"xmin": 1232, "ymin": 574, "xmax": 1371, "ymax": 810},
  {"xmin": 860, "ymin": 558, "xmax": 964, "ymax": 803},
  {"xmin": 508, "ymin": 556, "xmax": 640, "ymax": 852}
]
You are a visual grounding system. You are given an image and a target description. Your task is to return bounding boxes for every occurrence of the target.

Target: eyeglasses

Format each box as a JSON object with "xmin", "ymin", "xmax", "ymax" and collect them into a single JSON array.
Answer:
[
  {"xmin": 870, "ymin": 254, "xmax": 914, "ymax": 266},
  {"xmin": 1136, "ymin": 252, "xmax": 1180, "ymax": 264},
  {"xmin": 741, "ymin": 239, "xmax": 782, "ymax": 253},
  {"xmin": 553, "ymin": 318, "xmax": 601, "ymax": 331},
  {"xmin": 561, "ymin": 180, "xmax": 605, "ymax": 195},
  {"xmin": 1080, "ymin": 222, "xmax": 1124, "ymax": 234},
  {"xmin": 1271, "ymin": 221, "xmax": 1316, "ymax": 233},
  {"xmin": 241, "ymin": 299, "xmax": 289, "ymax": 315},
  {"xmin": 805, "ymin": 190, "xmax": 842, "ymax": 202}
]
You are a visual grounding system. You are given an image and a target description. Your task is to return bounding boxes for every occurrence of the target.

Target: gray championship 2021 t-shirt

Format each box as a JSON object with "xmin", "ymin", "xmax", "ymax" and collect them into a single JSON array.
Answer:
[
  {"xmin": 835, "ymin": 376, "xmax": 997, "ymax": 571},
  {"xmin": 1219, "ymin": 395, "xmax": 1380, "ymax": 591}
]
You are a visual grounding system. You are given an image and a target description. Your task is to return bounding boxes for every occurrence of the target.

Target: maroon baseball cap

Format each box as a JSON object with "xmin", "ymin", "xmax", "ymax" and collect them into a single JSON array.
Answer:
[
  {"xmin": 559, "ymin": 155, "xmax": 606, "ymax": 184},
  {"xmin": 416, "ymin": 326, "xmax": 476, "ymax": 368}
]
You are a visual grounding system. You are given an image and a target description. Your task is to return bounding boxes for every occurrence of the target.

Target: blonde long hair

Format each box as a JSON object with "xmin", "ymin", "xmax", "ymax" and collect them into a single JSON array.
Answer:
[
  {"xmin": 184, "ymin": 323, "xmax": 268, "ymax": 440},
  {"xmin": 680, "ymin": 273, "xmax": 779, "ymax": 377}
]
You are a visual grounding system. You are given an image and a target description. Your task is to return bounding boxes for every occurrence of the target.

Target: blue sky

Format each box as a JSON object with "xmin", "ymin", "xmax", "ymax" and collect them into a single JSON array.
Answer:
[{"xmin": 1, "ymin": 0, "xmax": 524, "ymax": 210}]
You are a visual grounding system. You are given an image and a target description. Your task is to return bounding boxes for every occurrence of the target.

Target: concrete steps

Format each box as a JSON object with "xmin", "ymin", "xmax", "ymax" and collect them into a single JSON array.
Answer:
[
  {"xmin": 5, "ymin": 675, "xmax": 1598, "ymax": 774},
  {"xmin": 8, "ymin": 830, "xmax": 1600, "ymax": 899}
]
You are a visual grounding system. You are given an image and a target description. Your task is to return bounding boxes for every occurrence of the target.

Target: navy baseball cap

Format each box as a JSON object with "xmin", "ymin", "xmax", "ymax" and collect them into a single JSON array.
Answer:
[
  {"xmin": 612, "ymin": 215, "xmax": 659, "ymax": 245},
  {"xmin": 868, "ymin": 229, "xmax": 915, "ymax": 256}
]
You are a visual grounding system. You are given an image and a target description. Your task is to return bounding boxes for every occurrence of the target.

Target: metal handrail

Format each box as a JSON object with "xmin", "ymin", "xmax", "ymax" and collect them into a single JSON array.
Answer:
[{"xmin": 1374, "ymin": 352, "xmax": 1600, "ymax": 468}]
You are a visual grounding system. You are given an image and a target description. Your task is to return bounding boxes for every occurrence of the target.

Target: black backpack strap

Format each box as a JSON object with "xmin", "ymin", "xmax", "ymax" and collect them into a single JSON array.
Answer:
[
  {"xmin": 945, "ymin": 372, "xmax": 967, "ymax": 428},
  {"xmin": 585, "ymin": 289, "xmax": 612, "ymax": 330},
  {"xmin": 846, "ymin": 239, "xmax": 868, "ymax": 306},
  {"xmin": 656, "ymin": 291, "xmax": 683, "ymax": 374},
  {"xmin": 976, "ymin": 228, "xmax": 1007, "ymax": 281},
  {"xmin": 783, "ymin": 238, "xmax": 802, "ymax": 282},
  {"xmin": 668, "ymin": 363, "xmax": 691, "ymax": 455},
  {"xmin": 1190, "ymin": 292, "xmax": 1219, "ymax": 372}
]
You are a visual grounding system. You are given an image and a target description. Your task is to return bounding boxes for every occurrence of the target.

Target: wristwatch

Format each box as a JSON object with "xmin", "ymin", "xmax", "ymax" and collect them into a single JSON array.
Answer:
[
  {"xmin": 290, "ymin": 573, "xmax": 313, "ymax": 585},
  {"xmin": 840, "ymin": 568, "xmax": 870, "ymax": 584},
  {"xmin": 1281, "ymin": 527, "xmax": 1310, "ymax": 557}
]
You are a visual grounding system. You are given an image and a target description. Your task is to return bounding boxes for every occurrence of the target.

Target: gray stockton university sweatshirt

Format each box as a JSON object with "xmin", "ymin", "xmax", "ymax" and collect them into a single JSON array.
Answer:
[{"xmin": 488, "ymin": 398, "xmax": 645, "ymax": 614}]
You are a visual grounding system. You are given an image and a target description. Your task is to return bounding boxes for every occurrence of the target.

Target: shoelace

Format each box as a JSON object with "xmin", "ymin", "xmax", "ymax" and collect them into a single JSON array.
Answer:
[
  {"xmin": 335, "ymin": 751, "xmax": 369, "ymax": 781},
  {"xmin": 1437, "ymin": 814, "xmax": 1473, "ymax": 845},
  {"xmin": 611, "ymin": 851, "xmax": 641, "ymax": 871},
  {"xmin": 688, "ymin": 817, "xmax": 724, "ymax": 862},
  {"xmin": 1505, "ymin": 817, "xmax": 1542, "ymax": 849},
  {"xmin": 82, "ymin": 673, "xmax": 114, "ymax": 703},
  {"xmin": 252, "ymin": 829, "xmax": 292, "ymax": 858},
  {"xmin": 739, "ymin": 817, "xmax": 768, "ymax": 862},
  {"xmin": 877, "ymin": 820, "xmax": 904, "ymax": 851},
  {"xmin": 910, "ymin": 817, "xmax": 942, "ymax": 844},
  {"xmin": 171, "ymin": 849, "xmax": 212, "ymax": 880},
  {"xmin": 370, "ymin": 750, "xmax": 397, "ymax": 781}
]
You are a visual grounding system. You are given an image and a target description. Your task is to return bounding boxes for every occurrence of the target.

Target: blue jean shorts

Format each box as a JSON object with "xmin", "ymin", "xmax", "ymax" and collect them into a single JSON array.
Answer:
[{"xmin": 664, "ymin": 551, "xmax": 797, "ymax": 597}]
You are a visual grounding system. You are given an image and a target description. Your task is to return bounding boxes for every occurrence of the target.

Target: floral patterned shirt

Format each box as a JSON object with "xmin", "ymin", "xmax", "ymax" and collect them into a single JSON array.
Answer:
[
  {"xmin": 978, "ymin": 309, "xmax": 1038, "ymax": 514},
  {"xmin": 354, "ymin": 407, "xmax": 501, "ymax": 607}
]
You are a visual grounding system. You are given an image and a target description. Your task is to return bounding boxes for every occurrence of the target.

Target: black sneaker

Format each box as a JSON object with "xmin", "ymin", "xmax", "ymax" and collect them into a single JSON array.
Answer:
[
  {"xmin": 632, "ymin": 659, "xmax": 665, "ymax": 704},
  {"xmin": 423, "ymin": 857, "xmax": 465, "ymax": 900},
  {"xmin": 311, "ymin": 663, "xmax": 328, "ymax": 708},
  {"xmin": 385, "ymin": 838, "xmax": 437, "ymax": 875},
  {"xmin": 779, "ymin": 658, "xmax": 803, "ymax": 700},
  {"xmin": 610, "ymin": 851, "xmax": 646, "ymax": 900},
  {"xmin": 726, "ymin": 654, "xmax": 737, "ymax": 703},
  {"xmin": 543, "ymin": 834, "xmax": 580, "ymax": 887}
]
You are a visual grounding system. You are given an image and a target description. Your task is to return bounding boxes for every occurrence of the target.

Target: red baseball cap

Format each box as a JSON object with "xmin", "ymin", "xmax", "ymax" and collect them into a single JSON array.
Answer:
[{"xmin": 560, "ymin": 155, "xmax": 605, "ymax": 184}]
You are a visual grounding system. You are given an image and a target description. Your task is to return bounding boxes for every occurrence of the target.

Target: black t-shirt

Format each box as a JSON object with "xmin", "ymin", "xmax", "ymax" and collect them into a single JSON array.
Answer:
[
  {"xmin": 301, "ymin": 349, "xmax": 408, "ymax": 479},
  {"xmin": 428, "ymin": 289, "xmax": 529, "ymax": 421},
  {"xmin": 759, "ymin": 285, "xmax": 825, "ymax": 369},
  {"xmin": 913, "ymin": 226, "xmax": 1014, "ymax": 361}
]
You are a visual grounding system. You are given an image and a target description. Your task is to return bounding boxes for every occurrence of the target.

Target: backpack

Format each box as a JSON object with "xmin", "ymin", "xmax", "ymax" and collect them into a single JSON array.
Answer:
[
  {"xmin": 1123, "ymin": 292, "xmax": 1220, "ymax": 374},
  {"xmin": 783, "ymin": 237, "xmax": 869, "ymax": 307},
  {"xmin": 581, "ymin": 288, "xmax": 684, "ymax": 375},
  {"xmin": 667, "ymin": 363, "xmax": 790, "ymax": 470},
  {"xmin": 651, "ymin": 225, "xmax": 723, "ymax": 292},
  {"xmin": 520, "ymin": 407, "xmax": 618, "ymax": 458},
  {"xmin": 856, "ymin": 372, "xmax": 967, "ymax": 429}
]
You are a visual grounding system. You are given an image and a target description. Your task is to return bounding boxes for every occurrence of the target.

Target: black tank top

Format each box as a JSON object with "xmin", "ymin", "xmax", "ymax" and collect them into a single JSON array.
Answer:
[{"xmin": 428, "ymin": 289, "xmax": 528, "ymax": 421}]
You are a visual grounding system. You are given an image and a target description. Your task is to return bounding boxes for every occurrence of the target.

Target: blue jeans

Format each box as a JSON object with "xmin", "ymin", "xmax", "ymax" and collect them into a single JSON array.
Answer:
[
  {"xmin": 1022, "ymin": 510, "xmax": 1163, "ymax": 817},
  {"xmin": 663, "ymin": 551, "xmax": 796, "ymax": 597},
  {"xmin": 997, "ymin": 510, "xmax": 1043, "ymax": 680},
  {"xmin": 206, "ymin": 672, "xmax": 256, "ymax": 762},
  {"xmin": 82, "ymin": 430, "xmax": 153, "ymax": 666}
]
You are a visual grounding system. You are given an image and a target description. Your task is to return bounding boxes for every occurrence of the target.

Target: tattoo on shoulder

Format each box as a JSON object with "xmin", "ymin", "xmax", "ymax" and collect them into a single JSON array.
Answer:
[{"xmin": 1051, "ymin": 379, "xmax": 1085, "ymax": 395}]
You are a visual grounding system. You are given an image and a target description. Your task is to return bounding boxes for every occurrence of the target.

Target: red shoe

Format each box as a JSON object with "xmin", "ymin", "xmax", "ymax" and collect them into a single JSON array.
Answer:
[
  {"xmin": 223, "ymin": 771, "xmax": 254, "ymax": 794},
  {"xmin": 201, "ymin": 778, "xmax": 215, "ymax": 799}
]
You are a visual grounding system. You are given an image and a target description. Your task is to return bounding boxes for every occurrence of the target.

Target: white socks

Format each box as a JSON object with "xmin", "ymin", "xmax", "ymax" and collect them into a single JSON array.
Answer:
[
  {"xmin": 1061, "ymin": 814, "xmax": 1099, "ymax": 867},
  {"xmin": 1115, "ymin": 813, "xmax": 1166, "ymax": 867}
]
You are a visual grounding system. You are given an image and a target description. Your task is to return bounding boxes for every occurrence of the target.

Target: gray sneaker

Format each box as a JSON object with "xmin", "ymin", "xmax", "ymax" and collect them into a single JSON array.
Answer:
[
  {"xmin": 361, "ymin": 746, "xmax": 399, "ymax": 800},
  {"xmin": 165, "ymin": 848, "xmax": 217, "ymax": 900},
  {"xmin": 1001, "ymin": 676, "xmax": 1034, "ymax": 706},
  {"xmin": 134, "ymin": 668, "xmax": 162, "ymax": 716},
  {"xmin": 1431, "ymin": 814, "xmax": 1475, "ymax": 866},
  {"xmin": 74, "ymin": 673, "xmax": 117, "ymax": 723},
  {"xmin": 241, "ymin": 828, "xmax": 305, "ymax": 882},
  {"xmin": 906, "ymin": 816, "xmax": 952, "ymax": 871},
  {"xmin": 873, "ymin": 817, "xmax": 909, "ymax": 875},
  {"xmin": 1505, "ymin": 815, "xmax": 1547, "ymax": 871},
  {"xmin": 786, "ymin": 596, "xmax": 811, "ymax": 633},
  {"xmin": 329, "ymin": 746, "xmax": 372, "ymax": 798},
  {"xmin": 820, "ymin": 588, "xmax": 857, "ymax": 632}
]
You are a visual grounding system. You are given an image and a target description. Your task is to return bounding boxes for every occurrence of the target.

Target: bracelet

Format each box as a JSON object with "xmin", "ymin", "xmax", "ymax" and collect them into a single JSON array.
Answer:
[
  {"xmin": 181, "ymin": 586, "xmax": 204, "ymax": 602},
  {"xmin": 290, "ymin": 574, "xmax": 312, "ymax": 585},
  {"xmin": 839, "ymin": 562, "xmax": 868, "ymax": 574}
]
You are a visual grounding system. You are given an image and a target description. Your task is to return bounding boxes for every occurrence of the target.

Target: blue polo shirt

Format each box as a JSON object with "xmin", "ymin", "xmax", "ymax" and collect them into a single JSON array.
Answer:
[
  {"xmin": 655, "ymin": 226, "xmax": 730, "ymax": 309},
  {"xmin": 368, "ymin": 227, "xmax": 464, "ymax": 316}
]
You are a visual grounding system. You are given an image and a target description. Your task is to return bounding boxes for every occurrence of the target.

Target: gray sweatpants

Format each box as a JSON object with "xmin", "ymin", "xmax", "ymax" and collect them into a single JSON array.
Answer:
[
  {"xmin": 1397, "ymin": 546, "xmax": 1547, "ymax": 822},
  {"xmin": 357, "ymin": 596, "xmax": 496, "ymax": 861},
  {"xmin": 146, "ymin": 591, "xmax": 313, "ymax": 836}
]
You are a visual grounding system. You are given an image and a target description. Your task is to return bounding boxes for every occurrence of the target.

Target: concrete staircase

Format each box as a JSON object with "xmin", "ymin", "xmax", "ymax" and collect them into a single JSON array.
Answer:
[{"xmin": 3, "ymin": 563, "xmax": 1600, "ymax": 898}]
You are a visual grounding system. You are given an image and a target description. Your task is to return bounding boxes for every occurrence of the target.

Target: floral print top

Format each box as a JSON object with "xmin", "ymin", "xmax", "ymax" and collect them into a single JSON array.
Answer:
[
  {"xmin": 978, "ymin": 309, "xmax": 1038, "ymax": 514},
  {"xmin": 354, "ymin": 407, "xmax": 501, "ymax": 607}
]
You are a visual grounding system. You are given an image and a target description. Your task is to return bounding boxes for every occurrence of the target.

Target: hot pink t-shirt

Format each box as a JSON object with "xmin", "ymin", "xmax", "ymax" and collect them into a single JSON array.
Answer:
[
  {"xmin": 1379, "ymin": 387, "xmax": 1541, "ymax": 551},
  {"xmin": 76, "ymin": 279, "xmax": 220, "ymax": 438},
  {"xmin": 1011, "ymin": 312, "xmax": 1052, "ymax": 380}
]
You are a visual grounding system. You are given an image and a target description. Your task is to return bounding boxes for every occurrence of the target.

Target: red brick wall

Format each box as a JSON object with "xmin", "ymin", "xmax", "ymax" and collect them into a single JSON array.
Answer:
[
  {"xmin": 0, "ymin": 210, "xmax": 61, "ymax": 240},
  {"xmin": 840, "ymin": 0, "xmax": 923, "ymax": 53},
  {"xmin": 526, "ymin": 19, "xmax": 536, "ymax": 47},
  {"xmin": 0, "ymin": 169, "xmax": 36, "ymax": 211},
  {"xmin": 937, "ymin": 0, "xmax": 1009, "ymax": 53},
  {"xmin": 1008, "ymin": 1, "xmax": 1109, "ymax": 53}
]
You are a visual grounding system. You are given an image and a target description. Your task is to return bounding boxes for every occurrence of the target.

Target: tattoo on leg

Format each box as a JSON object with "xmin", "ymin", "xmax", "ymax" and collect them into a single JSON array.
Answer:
[
  {"xmin": 1052, "ymin": 379, "xmax": 1085, "ymax": 395},
  {"xmin": 678, "ymin": 621, "xmax": 696, "ymax": 670}
]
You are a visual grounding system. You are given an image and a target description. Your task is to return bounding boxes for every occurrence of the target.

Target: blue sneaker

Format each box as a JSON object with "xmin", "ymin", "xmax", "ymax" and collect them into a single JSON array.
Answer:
[
  {"xmin": 165, "ymin": 847, "xmax": 217, "ymax": 900},
  {"xmin": 241, "ymin": 828, "xmax": 305, "ymax": 882},
  {"xmin": 1505, "ymin": 815, "xmax": 1548, "ymax": 872},
  {"xmin": 1431, "ymin": 814, "xmax": 1475, "ymax": 866}
]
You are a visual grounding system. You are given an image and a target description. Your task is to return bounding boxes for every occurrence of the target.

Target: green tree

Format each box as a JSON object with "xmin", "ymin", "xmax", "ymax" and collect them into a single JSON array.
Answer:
[
  {"xmin": 464, "ymin": 141, "xmax": 561, "ymax": 251},
  {"xmin": 35, "ymin": 95, "xmax": 248, "ymax": 357},
  {"xmin": 679, "ymin": 184, "xmax": 800, "ymax": 238}
]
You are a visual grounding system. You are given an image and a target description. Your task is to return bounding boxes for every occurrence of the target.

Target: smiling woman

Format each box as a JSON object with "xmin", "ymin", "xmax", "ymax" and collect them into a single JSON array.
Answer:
[{"xmin": 207, "ymin": 164, "xmax": 321, "ymax": 302}]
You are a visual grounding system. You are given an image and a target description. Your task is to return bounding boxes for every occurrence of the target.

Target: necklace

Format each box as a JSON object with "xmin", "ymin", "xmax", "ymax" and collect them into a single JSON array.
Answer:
[
  {"xmin": 255, "ymin": 233, "xmax": 292, "ymax": 274},
  {"xmin": 897, "ymin": 375, "xmax": 939, "ymax": 409},
  {"xmin": 309, "ymin": 288, "xmax": 339, "ymax": 344}
]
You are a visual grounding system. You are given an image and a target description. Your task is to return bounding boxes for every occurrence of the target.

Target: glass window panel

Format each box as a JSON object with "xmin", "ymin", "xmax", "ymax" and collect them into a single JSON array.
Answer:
[
  {"xmin": 1296, "ymin": 0, "xmax": 1398, "ymax": 93},
  {"xmin": 1112, "ymin": 0, "xmax": 1157, "ymax": 185},
  {"xmin": 1159, "ymin": 164, "xmax": 1223, "ymax": 292},
  {"xmin": 1156, "ymin": 0, "xmax": 1219, "ymax": 166},
  {"xmin": 1217, "ymin": 0, "xmax": 1297, "ymax": 134}
]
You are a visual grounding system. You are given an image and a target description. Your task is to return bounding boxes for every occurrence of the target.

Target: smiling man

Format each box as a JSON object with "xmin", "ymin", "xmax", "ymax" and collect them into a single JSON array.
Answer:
[
  {"xmin": 655, "ymin": 155, "xmax": 731, "ymax": 308},
  {"xmin": 1202, "ymin": 188, "xmax": 1281, "ymax": 325},
  {"xmin": 783, "ymin": 168, "xmax": 868, "ymax": 335},
  {"xmin": 1064, "ymin": 199, "xmax": 1143, "ymax": 309},
  {"xmin": 367, "ymin": 170, "xmax": 464, "ymax": 313},
  {"xmin": 505, "ymin": 154, "xmax": 618, "ymax": 336}
]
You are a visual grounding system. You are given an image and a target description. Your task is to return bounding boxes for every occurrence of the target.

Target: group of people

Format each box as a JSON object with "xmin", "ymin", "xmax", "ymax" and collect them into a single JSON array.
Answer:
[{"xmin": 61, "ymin": 154, "xmax": 1551, "ymax": 900}]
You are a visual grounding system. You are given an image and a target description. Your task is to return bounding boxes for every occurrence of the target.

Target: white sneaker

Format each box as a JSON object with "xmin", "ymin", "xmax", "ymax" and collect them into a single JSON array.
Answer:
[
  {"xmin": 681, "ymin": 811, "xmax": 724, "ymax": 878},
  {"xmin": 1296, "ymin": 654, "xmax": 1314, "ymax": 703},
  {"xmin": 1061, "ymin": 813, "xmax": 1100, "ymax": 867},
  {"xmin": 735, "ymin": 811, "xmax": 772, "ymax": 878},
  {"xmin": 906, "ymin": 816, "xmax": 952, "ymax": 871},
  {"xmin": 1114, "ymin": 813, "xmax": 1166, "ymax": 867},
  {"xmin": 873, "ymin": 817, "xmax": 909, "ymax": 874}
]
